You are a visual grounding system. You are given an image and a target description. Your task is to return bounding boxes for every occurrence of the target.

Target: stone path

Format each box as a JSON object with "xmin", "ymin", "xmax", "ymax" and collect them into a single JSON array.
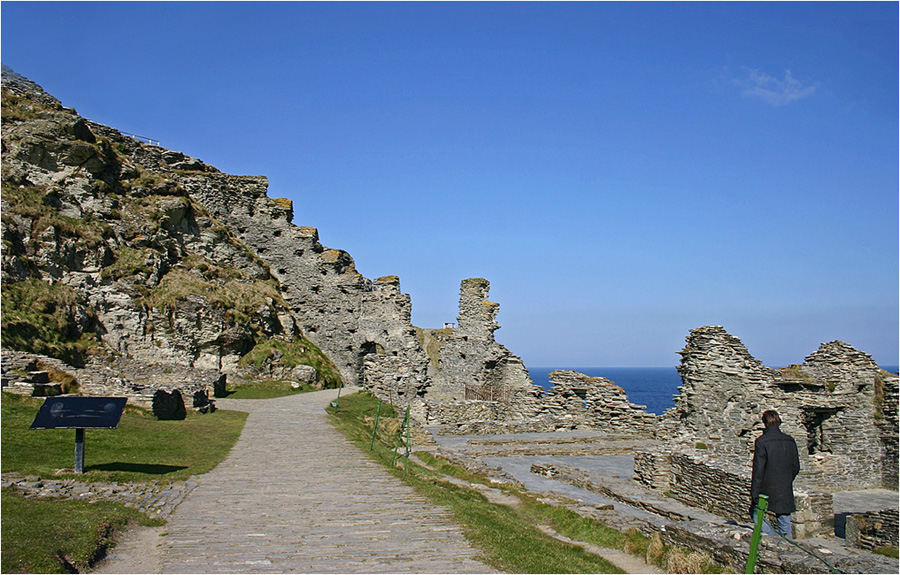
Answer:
[{"xmin": 158, "ymin": 388, "xmax": 494, "ymax": 573}]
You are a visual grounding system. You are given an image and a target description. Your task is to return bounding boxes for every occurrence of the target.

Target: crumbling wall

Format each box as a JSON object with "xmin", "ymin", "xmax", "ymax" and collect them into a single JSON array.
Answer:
[
  {"xmin": 541, "ymin": 370, "xmax": 658, "ymax": 434},
  {"xmin": 426, "ymin": 279, "xmax": 543, "ymax": 411},
  {"xmin": 846, "ymin": 508, "xmax": 899, "ymax": 550},
  {"xmin": 877, "ymin": 372, "xmax": 899, "ymax": 488},
  {"xmin": 1, "ymin": 349, "xmax": 216, "ymax": 413},
  {"xmin": 655, "ymin": 326, "xmax": 892, "ymax": 493}
]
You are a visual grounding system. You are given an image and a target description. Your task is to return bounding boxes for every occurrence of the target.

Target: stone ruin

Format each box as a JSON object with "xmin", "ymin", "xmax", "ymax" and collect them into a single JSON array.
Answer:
[
  {"xmin": 1, "ymin": 349, "xmax": 220, "ymax": 419},
  {"xmin": 362, "ymin": 308, "xmax": 899, "ymax": 544},
  {"xmin": 632, "ymin": 326, "xmax": 898, "ymax": 539}
]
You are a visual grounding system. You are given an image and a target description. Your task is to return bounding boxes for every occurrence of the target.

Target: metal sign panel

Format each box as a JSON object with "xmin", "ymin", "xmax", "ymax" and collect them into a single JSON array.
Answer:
[{"xmin": 30, "ymin": 397, "xmax": 128, "ymax": 430}]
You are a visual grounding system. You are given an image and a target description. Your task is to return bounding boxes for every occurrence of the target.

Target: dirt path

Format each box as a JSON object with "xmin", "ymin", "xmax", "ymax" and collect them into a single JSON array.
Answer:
[{"xmin": 92, "ymin": 525, "xmax": 165, "ymax": 574}]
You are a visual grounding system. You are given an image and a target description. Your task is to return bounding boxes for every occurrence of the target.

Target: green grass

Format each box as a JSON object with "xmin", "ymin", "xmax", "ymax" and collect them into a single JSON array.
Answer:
[
  {"xmin": 1, "ymin": 488, "xmax": 163, "ymax": 574},
  {"xmin": 873, "ymin": 545, "xmax": 899, "ymax": 559},
  {"xmin": 1, "ymin": 393, "xmax": 247, "ymax": 482},
  {"xmin": 225, "ymin": 379, "xmax": 318, "ymax": 399},
  {"xmin": 328, "ymin": 391, "xmax": 625, "ymax": 573},
  {"xmin": 0, "ymin": 278, "xmax": 103, "ymax": 365},
  {"xmin": 239, "ymin": 338, "xmax": 343, "ymax": 389}
]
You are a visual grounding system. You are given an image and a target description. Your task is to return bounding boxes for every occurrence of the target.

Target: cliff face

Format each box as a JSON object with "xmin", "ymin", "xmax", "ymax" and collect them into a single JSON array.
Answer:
[
  {"xmin": 0, "ymin": 67, "xmax": 524, "ymax": 398},
  {"xmin": 0, "ymin": 67, "xmax": 379, "ymax": 385}
]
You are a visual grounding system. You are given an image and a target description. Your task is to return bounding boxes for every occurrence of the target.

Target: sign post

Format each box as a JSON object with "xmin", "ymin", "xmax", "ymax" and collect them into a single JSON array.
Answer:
[
  {"xmin": 30, "ymin": 397, "xmax": 128, "ymax": 474},
  {"xmin": 746, "ymin": 494, "xmax": 769, "ymax": 574}
]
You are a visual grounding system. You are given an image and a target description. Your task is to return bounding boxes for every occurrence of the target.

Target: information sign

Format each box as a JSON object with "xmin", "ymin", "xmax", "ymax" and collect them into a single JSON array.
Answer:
[{"xmin": 30, "ymin": 397, "xmax": 127, "ymax": 473}]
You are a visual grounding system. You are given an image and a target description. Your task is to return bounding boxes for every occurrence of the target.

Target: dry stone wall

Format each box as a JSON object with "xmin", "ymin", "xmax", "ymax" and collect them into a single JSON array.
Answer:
[
  {"xmin": 653, "ymin": 326, "xmax": 894, "ymax": 493},
  {"xmin": 1, "ymin": 350, "xmax": 217, "ymax": 416},
  {"xmin": 845, "ymin": 508, "xmax": 899, "ymax": 550}
]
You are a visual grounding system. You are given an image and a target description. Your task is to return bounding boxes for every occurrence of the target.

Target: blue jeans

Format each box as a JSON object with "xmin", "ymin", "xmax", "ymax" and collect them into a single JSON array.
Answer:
[{"xmin": 752, "ymin": 506, "xmax": 793, "ymax": 538}]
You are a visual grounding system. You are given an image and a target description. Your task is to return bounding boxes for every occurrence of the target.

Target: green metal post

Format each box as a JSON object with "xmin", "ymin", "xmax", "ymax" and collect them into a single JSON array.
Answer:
[
  {"xmin": 391, "ymin": 406, "xmax": 411, "ymax": 467},
  {"xmin": 746, "ymin": 494, "xmax": 769, "ymax": 574},
  {"xmin": 404, "ymin": 406, "xmax": 411, "ymax": 472},
  {"xmin": 330, "ymin": 381, "xmax": 343, "ymax": 410},
  {"xmin": 369, "ymin": 399, "xmax": 382, "ymax": 450}
]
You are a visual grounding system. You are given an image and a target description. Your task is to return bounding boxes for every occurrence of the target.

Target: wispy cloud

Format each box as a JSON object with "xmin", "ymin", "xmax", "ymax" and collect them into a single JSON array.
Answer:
[{"xmin": 737, "ymin": 69, "xmax": 817, "ymax": 106}]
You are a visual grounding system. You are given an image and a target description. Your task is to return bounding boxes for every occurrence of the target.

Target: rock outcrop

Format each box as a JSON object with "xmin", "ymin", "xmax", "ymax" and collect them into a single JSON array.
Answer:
[{"xmin": 0, "ymin": 67, "xmax": 529, "ymax": 413}]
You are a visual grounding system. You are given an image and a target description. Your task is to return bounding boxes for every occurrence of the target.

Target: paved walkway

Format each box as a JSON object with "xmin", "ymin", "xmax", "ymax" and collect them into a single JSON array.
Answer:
[{"xmin": 158, "ymin": 388, "xmax": 493, "ymax": 573}]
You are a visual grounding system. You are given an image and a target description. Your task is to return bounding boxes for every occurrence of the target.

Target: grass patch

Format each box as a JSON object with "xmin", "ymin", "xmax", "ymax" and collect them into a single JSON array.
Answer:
[
  {"xmin": 328, "ymin": 391, "xmax": 625, "ymax": 573},
  {"xmin": 225, "ymin": 379, "xmax": 318, "ymax": 399},
  {"xmin": 0, "ymin": 278, "xmax": 102, "ymax": 365},
  {"xmin": 1, "ymin": 488, "xmax": 163, "ymax": 574},
  {"xmin": 873, "ymin": 545, "xmax": 899, "ymax": 559},
  {"xmin": 240, "ymin": 338, "xmax": 343, "ymax": 389},
  {"xmin": 1, "ymin": 392, "xmax": 247, "ymax": 482}
]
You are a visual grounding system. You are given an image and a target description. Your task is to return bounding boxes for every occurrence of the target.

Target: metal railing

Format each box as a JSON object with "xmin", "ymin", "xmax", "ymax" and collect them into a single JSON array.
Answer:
[{"xmin": 121, "ymin": 131, "xmax": 161, "ymax": 147}]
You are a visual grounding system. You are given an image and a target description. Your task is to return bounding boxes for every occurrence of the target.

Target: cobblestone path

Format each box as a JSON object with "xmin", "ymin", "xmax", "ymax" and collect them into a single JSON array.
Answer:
[{"xmin": 159, "ymin": 388, "xmax": 494, "ymax": 573}]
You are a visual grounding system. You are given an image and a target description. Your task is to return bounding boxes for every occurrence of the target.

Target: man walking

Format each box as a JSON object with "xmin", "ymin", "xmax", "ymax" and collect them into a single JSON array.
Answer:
[{"xmin": 750, "ymin": 410, "xmax": 801, "ymax": 537}]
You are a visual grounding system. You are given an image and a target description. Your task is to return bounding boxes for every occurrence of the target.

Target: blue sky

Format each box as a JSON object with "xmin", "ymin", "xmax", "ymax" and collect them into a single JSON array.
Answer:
[{"xmin": 3, "ymin": 2, "xmax": 897, "ymax": 368}]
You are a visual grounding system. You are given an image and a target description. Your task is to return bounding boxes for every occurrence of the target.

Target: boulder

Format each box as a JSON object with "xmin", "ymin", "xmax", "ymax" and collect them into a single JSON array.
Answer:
[{"xmin": 152, "ymin": 389, "xmax": 186, "ymax": 420}]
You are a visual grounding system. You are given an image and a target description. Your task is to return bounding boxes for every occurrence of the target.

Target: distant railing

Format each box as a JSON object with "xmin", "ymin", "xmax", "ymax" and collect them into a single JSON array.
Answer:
[
  {"xmin": 121, "ymin": 131, "xmax": 161, "ymax": 147},
  {"xmin": 465, "ymin": 383, "xmax": 511, "ymax": 402}
]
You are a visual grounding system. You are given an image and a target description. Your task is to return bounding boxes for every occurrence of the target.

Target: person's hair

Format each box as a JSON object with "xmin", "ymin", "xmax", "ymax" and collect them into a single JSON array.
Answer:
[{"xmin": 762, "ymin": 410, "xmax": 781, "ymax": 428}]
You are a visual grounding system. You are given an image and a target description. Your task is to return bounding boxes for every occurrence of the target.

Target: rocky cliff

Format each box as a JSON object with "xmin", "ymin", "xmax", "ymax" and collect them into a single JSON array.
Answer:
[{"xmin": 0, "ymin": 66, "xmax": 529, "ymax": 405}]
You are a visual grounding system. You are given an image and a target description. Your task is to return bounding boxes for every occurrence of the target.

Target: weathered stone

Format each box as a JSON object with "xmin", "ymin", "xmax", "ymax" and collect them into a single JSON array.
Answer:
[
  {"xmin": 152, "ymin": 389, "xmax": 186, "ymax": 420},
  {"xmin": 846, "ymin": 508, "xmax": 899, "ymax": 550}
]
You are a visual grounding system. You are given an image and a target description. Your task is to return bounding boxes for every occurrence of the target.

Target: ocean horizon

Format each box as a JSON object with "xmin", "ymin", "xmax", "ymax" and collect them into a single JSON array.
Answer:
[{"xmin": 528, "ymin": 366, "xmax": 900, "ymax": 416}]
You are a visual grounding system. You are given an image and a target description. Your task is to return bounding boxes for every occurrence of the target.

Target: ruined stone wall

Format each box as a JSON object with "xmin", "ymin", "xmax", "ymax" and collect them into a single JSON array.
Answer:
[
  {"xmin": 878, "ymin": 372, "xmax": 899, "ymax": 488},
  {"xmin": 426, "ymin": 279, "xmax": 543, "ymax": 414},
  {"xmin": 846, "ymin": 508, "xmax": 899, "ymax": 550},
  {"xmin": 178, "ymin": 174, "xmax": 430, "ymax": 387},
  {"xmin": 658, "ymin": 326, "xmax": 891, "ymax": 492},
  {"xmin": 667, "ymin": 326, "xmax": 775, "ymax": 447},
  {"xmin": 1, "ymin": 350, "xmax": 217, "ymax": 413},
  {"xmin": 541, "ymin": 370, "xmax": 658, "ymax": 434}
]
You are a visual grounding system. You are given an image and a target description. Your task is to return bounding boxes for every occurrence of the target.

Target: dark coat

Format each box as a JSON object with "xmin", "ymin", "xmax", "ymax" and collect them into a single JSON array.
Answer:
[{"xmin": 750, "ymin": 425, "xmax": 800, "ymax": 515}]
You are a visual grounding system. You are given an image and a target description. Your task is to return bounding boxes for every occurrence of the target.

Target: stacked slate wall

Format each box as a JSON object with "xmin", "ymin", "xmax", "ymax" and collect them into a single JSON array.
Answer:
[
  {"xmin": 846, "ymin": 508, "xmax": 899, "ymax": 551},
  {"xmin": 653, "ymin": 327, "xmax": 893, "ymax": 493},
  {"xmin": 634, "ymin": 447, "xmax": 832, "ymax": 538}
]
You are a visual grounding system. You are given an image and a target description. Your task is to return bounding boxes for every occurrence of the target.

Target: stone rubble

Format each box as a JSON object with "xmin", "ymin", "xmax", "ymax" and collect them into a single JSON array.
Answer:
[
  {"xmin": 2, "ymin": 349, "xmax": 217, "ymax": 416},
  {"xmin": 1, "ymin": 472, "xmax": 196, "ymax": 519}
]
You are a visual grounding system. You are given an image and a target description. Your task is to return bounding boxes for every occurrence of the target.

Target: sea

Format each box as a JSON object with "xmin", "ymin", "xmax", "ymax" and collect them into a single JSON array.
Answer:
[{"xmin": 528, "ymin": 366, "xmax": 900, "ymax": 416}]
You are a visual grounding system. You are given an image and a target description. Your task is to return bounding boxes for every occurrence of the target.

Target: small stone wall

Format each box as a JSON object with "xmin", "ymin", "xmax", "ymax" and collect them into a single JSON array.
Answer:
[
  {"xmin": 846, "ymin": 508, "xmax": 899, "ymax": 551},
  {"xmin": 1, "ymin": 350, "xmax": 217, "ymax": 414},
  {"xmin": 635, "ymin": 448, "xmax": 832, "ymax": 538},
  {"xmin": 633, "ymin": 450, "xmax": 673, "ymax": 491},
  {"xmin": 660, "ymin": 520, "xmax": 898, "ymax": 574},
  {"xmin": 541, "ymin": 370, "xmax": 659, "ymax": 434}
]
